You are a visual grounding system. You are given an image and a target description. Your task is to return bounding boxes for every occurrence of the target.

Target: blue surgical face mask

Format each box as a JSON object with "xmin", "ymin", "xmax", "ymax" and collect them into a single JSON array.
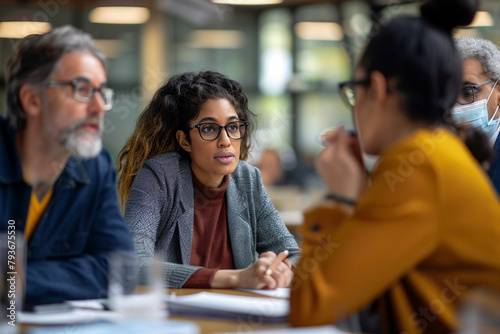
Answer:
[{"xmin": 452, "ymin": 81, "xmax": 500, "ymax": 138}]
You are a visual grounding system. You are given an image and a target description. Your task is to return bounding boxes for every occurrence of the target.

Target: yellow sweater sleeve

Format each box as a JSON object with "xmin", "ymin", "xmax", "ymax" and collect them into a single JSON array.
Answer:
[{"xmin": 289, "ymin": 145, "xmax": 440, "ymax": 327}]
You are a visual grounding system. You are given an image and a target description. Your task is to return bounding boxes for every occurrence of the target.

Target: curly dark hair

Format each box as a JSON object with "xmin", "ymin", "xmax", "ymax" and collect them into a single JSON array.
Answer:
[{"xmin": 117, "ymin": 71, "xmax": 256, "ymax": 208}]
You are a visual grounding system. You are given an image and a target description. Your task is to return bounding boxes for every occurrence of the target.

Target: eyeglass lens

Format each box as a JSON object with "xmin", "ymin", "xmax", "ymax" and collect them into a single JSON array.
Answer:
[
  {"xmin": 73, "ymin": 80, "xmax": 114, "ymax": 109},
  {"xmin": 457, "ymin": 86, "xmax": 475, "ymax": 105},
  {"xmin": 341, "ymin": 85, "xmax": 356, "ymax": 107}
]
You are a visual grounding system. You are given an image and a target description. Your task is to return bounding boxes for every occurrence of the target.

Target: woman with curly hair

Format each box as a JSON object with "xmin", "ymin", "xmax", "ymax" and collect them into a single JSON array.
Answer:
[{"xmin": 118, "ymin": 71, "xmax": 300, "ymax": 289}]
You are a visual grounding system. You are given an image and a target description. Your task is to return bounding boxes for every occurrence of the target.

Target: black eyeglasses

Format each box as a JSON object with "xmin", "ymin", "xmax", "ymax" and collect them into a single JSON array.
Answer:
[
  {"xmin": 456, "ymin": 80, "xmax": 494, "ymax": 105},
  {"xmin": 47, "ymin": 77, "xmax": 115, "ymax": 110},
  {"xmin": 338, "ymin": 79, "xmax": 370, "ymax": 107},
  {"xmin": 188, "ymin": 121, "xmax": 249, "ymax": 141}
]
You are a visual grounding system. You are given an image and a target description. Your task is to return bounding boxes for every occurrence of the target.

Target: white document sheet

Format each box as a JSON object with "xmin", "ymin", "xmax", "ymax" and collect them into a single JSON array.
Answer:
[
  {"xmin": 166, "ymin": 292, "xmax": 289, "ymax": 321},
  {"xmin": 18, "ymin": 309, "xmax": 121, "ymax": 325},
  {"xmin": 238, "ymin": 288, "xmax": 290, "ymax": 299},
  {"xmin": 217, "ymin": 325, "xmax": 351, "ymax": 334}
]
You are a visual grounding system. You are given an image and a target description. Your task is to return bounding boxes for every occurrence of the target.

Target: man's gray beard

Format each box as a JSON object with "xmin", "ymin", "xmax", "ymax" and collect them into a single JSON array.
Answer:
[{"xmin": 58, "ymin": 117, "xmax": 103, "ymax": 160}]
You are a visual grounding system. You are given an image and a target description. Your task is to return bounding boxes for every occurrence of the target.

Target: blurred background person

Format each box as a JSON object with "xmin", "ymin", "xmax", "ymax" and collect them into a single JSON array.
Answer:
[{"xmin": 256, "ymin": 148, "xmax": 285, "ymax": 187}]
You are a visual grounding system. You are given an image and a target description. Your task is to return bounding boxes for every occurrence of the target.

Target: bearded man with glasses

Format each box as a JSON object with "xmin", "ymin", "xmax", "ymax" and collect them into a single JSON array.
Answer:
[
  {"xmin": 454, "ymin": 36, "xmax": 500, "ymax": 194},
  {"xmin": 0, "ymin": 26, "xmax": 134, "ymax": 309}
]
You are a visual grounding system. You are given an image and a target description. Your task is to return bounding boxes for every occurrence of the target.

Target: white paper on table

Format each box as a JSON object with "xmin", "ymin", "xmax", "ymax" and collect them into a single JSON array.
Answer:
[
  {"xmin": 27, "ymin": 319, "xmax": 199, "ymax": 334},
  {"xmin": 166, "ymin": 292, "xmax": 288, "ymax": 320},
  {"xmin": 65, "ymin": 299, "xmax": 106, "ymax": 310},
  {"xmin": 238, "ymin": 288, "xmax": 290, "ymax": 299},
  {"xmin": 217, "ymin": 325, "xmax": 351, "ymax": 334},
  {"xmin": 18, "ymin": 309, "xmax": 121, "ymax": 325}
]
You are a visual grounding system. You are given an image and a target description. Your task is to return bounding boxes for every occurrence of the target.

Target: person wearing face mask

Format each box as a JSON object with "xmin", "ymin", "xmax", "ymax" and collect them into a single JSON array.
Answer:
[
  {"xmin": 289, "ymin": 0, "xmax": 500, "ymax": 333},
  {"xmin": 453, "ymin": 36, "xmax": 500, "ymax": 194}
]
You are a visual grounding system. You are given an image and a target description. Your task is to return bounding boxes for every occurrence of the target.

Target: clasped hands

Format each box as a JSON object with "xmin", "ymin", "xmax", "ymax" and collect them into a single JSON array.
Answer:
[
  {"xmin": 230, "ymin": 251, "xmax": 293, "ymax": 290},
  {"xmin": 212, "ymin": 251, "xmax": 293, "ymax": 289}
]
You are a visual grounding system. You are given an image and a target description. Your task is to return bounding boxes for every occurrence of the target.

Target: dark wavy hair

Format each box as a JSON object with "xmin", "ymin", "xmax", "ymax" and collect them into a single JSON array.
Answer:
[
  {"xmin": 117, "ymin": 71, "xmax": 256, "ymax": 208},
  {"xmin": 359, "ymin": 0, "xmax": 490, "ymax": 164}
]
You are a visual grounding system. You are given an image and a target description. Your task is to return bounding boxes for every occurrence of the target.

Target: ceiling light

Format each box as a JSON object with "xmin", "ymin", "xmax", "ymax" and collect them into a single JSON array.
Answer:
[
  {"xmin": 0, "ymin": 21, "xmax": 51, "ymax": 39},
  {"xmin": 189, "ymin": 30, "xmax": 245, "ymax": 49},
  {"xmin": 465, "ymin": 11, "xmax": 494, "ymax": 28},
  {"xmin": 89, "ymin": 6, "xmax": 150, "ymax": 24},
  {"xmin": 295, "ymin": 22, "xmax": 343, "ymax": 41},
  {"xmin": 211, "ymin": 0, "xmax": 283, "ymax": 5}
]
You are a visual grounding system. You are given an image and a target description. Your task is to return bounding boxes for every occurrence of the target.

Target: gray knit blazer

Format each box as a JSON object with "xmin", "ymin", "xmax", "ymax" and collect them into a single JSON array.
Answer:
[{"xmin": 124, "ymin": 152, "xmax": 301, "ymax": 288}]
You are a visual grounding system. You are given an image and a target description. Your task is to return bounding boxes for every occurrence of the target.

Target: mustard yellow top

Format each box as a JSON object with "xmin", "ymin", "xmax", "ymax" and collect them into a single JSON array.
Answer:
[
  {"xmin": 289, "ymin": 128, "xmax": 500, "ymax": 333},
  {"xmin": 25, "ymin": 188, "xmax": 53, "ymax": 240}
]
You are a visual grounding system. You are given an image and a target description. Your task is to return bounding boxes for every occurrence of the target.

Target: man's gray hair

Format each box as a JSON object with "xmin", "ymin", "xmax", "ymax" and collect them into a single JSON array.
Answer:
[
  {"xmin": 5, "ymin": 25, "xmax": 106, "ymax": 131},
  {"xmin": 455, "ymin": 36, "xmax": 500, "ymax": 82}
]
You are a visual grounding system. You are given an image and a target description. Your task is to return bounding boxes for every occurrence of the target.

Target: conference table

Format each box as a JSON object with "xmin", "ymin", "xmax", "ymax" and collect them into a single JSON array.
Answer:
[
  {"xmin": 168, "ymin": 288, "xmax": 291, "ymax": 334},
  {"xmin": 20, "ymin": 288, "xmax": 292, "ymax": 334}
]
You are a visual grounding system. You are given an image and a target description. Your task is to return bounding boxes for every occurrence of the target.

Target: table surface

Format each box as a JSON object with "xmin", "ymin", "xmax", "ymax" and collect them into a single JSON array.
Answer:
[
  {"xmin": 167, "ymin": 288, "xmax": 291, "ymax": 334},
  {"xmin": 20, "ymin": 288, "xmax": 292, "ymax": 334}
]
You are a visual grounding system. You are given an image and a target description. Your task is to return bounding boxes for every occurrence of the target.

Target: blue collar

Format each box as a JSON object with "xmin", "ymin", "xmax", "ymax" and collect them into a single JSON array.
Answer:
[{"xmin": 0, "ymin": 117, "xmax": 90, "ymax": 186}]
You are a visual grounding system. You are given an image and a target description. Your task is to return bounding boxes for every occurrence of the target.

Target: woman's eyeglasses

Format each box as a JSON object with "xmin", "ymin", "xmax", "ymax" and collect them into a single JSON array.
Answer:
[
  {"xmin": 338, "ymin": 79, "xmax": 370, "ymax": 107},
  {"xmin": 188, "ymin": 121, "xmax": 249, "ymax": 141}
]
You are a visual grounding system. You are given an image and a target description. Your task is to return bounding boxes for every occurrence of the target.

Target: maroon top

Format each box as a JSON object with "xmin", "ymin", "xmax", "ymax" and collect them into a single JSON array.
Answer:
[{"xmin": 182, "ymin": 174, "xmax": 235, "ymax": 288}]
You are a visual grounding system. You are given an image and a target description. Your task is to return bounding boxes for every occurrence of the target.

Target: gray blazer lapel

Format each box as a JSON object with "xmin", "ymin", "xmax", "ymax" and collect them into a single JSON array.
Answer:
[
  {"xmin": 226, "ymin": 177, "xmax": 255, "ymax": 269},
  {"xmin": 178, "ymin": 159, "xmax": 194, "ymax": 265}
]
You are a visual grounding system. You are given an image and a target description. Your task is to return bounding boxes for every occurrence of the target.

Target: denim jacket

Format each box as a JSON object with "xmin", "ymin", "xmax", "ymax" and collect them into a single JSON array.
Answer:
[{"xmin": 0, "ymin": 117, "xmax": 134, "ymax": 309}]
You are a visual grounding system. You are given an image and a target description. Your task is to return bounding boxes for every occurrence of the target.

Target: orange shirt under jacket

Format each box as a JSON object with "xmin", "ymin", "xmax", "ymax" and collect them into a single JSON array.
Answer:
[{"xmin": 289, "ymin": 128, "xmax": 500, "ymax": 333}]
